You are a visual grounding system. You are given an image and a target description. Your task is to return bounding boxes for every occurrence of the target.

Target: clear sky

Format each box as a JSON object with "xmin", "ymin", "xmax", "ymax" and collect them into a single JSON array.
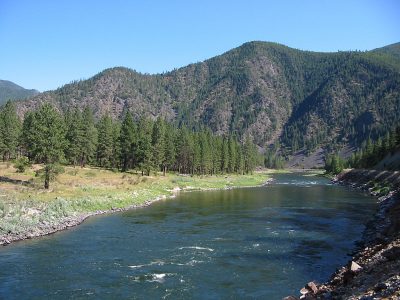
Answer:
[{"xmin": 0, "ymin": 0, "xmax": 399, "ymax": 92}]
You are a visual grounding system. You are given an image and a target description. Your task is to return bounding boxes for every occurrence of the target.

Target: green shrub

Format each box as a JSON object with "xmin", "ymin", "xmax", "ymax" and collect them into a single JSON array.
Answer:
[{"xmin": 14, "ymin": 156, "xmax": 31, "ymax": 173}]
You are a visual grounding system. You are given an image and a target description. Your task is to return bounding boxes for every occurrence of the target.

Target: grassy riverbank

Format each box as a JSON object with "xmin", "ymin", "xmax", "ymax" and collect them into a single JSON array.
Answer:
[{"xmin": 0, "ymin": 163, "xmax": 270, "ymax": 244}]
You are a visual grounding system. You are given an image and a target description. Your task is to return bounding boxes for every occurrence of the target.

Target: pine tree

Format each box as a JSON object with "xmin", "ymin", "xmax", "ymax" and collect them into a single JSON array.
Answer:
[
  {"xmin": 383, "ymin": 132, "xmax": 391, "ymax": 153},
  {"xmin": 0, "ymin": 100, "xmax": 21, "ymax": 160},
  {"xmin": 221, "ymin": 137, "xmax": 229, "ymax": 173},
  {"xmin": 243, "ymin": 135, "xmax": 257, "ymax": 174},
  {"xmin": 65, "ymin": 108, "xmax": 84, "ymax": 166},
  {"xmin": 192, "ymin": 133, "xmax": 201, "ymax": 175},
  {"xmin": 163, "ymin": 123, "xmax": 176, "ymax": 175},
  {"xmin": 111, "ymin": 121, "xmax": 121, "ymax": 169},
  {"xmin": 211, "ymin": 136, "xmax": 222, "ymax": 175},
  {"xmin": 136, "ymin": 117, "xmax": 153, "ymax": 176},
  {"xmin": 151, "ymin": 117, "xmax": 166, "ymax": 174},
  {"xmin": 235, "ymin": 142, "xmax": 244, "ymax": 174},
  {"xmin": 96, "ymin": 114, "xmax": 114, "ymax": 168},
  {"xmin": 80, "ymin": 107, "xmax": 97, "ymax": 167},
  {"xmin": 21, "ymin": 111, "xmax": 35, "ymax": 160},
  {"xmin": 119, "ymin": 111, "xmax": 136, "ymax": 171},
  {"xmin": 28, "ymin": 104, "xmax": 66, "ymax": 189},
  {"xmin": 228, "ymin": 136, "xmax": 237, "ymax": 173},
  {"xmin": 176, "ymin": 126, "xmax": 193, "ymax": 174},
  {"xmin": 199, "ymin": 130, "xmax": 212, "ymax": 175}
]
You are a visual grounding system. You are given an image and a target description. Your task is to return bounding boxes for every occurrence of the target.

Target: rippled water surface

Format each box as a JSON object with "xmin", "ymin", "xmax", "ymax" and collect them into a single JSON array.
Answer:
[{"xmin": 0, "ymin": 173, "xmax": 376, "ymax": 299}]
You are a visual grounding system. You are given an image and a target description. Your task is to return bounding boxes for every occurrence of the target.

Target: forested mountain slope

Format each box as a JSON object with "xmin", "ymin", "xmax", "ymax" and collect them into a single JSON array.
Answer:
[
  {"xmin": 0, "ymin": 80, "xmax": 38, "ymax": 105},
  {"xmin": 14, "ymin": 42, "xmax": 400, "ymax": 157}
]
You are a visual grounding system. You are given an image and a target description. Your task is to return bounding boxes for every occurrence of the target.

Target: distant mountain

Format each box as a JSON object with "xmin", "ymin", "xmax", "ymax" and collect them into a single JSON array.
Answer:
[
  {"xmin": 15, "ymin": 42, "xmax": 400, "ymax": 163},
  {"xmin": 0, "ymin": 80, "xmax": 39, "ymax": 105}
]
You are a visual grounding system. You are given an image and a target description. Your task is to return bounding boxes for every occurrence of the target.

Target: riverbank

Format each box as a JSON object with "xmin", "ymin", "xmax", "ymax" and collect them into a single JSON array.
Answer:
[
  {"xmin": 0, "ymin": 163, "xmax": 271, "ymax": 246},
  {"xmin": 288, "ymin": 169, "xmax": 400, "ymax": 300}
]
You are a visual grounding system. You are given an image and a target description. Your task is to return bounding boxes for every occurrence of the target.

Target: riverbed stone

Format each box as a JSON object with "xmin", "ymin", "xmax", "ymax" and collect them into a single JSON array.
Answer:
[
  {"xmin": 306, "ymin": 281, "xmax": 318, "ymax": 294},
  {"xmin": 300, "ymin": 287, "xmax": 309, "ymax": 295},
  {"xmin": 350, "ymin": 261, "xmax": 362, "ymax": 272}
]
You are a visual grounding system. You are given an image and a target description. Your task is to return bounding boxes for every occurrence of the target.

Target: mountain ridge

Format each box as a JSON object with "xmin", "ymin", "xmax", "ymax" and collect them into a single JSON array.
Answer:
[
  {"xmin": 12, "ymin": 41, "xmax": 400, "ymax": 162},
  {"xmin": 0, "ymin": 80, "xmax": 39, "ymax": 105}
]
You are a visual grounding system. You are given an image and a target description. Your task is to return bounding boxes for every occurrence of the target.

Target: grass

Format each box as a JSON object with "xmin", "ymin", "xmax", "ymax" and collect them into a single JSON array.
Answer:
[
  {"xmin": 368, "ymin": 180, "xmax": 392, "ymax": 197},
  {"xmin": 0, "ymin": 163, "xmax": 270, "ymax": 237}
]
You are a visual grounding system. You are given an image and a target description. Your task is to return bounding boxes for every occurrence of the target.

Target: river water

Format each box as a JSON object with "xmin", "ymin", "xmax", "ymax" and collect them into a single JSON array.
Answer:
[{"xmin": 0, "ymin": 173, "xmax": 376, "ymax": 299}]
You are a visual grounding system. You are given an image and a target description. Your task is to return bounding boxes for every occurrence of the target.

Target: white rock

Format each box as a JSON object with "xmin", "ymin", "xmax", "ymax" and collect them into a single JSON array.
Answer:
[{"xmin": 350, "ymin": 261, "xmax": 362, "ymax": 272}]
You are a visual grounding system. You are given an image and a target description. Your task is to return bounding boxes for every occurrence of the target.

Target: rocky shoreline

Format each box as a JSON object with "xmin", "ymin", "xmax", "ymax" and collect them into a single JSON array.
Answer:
[
  {"xmin": 285, "ymin": 169, "xmax": 400, "ymax": 300},
  {"xmin": 0, "ymin": 195, "xmax": 166, "ymax": 246}
]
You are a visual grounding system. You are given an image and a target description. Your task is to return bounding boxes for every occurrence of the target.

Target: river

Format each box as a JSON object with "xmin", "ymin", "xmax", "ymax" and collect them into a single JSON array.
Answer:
[{"xmin": 0, "ymin": 173, "xmax": 377, "ymax": 299}]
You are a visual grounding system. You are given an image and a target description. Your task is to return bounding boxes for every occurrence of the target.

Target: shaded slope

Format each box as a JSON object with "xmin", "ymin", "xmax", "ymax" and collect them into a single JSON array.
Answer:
[{"xmin": 0, "ymin": 80, "xmax": 39, "ymax": 105}]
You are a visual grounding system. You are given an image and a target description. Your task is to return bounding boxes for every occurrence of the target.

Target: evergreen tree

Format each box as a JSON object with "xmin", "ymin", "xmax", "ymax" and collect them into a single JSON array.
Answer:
[
  {"xmin": 0, "ymin": 100, "xmax": 21, "ymax": 160},
  {"xmin": 228, "ymin": 136, "xmax": 237, "ymax": 173},
  {"xmin": 325, "ymin": 153, "xmax": 344, "ymax": 175},
  {"xmin": 119, "ymin": 111, "xmax": 136, "ymax": 171},
  {"xmin": 192, "ymin": 133, "xmax": 201, "ymax": 175},
  {"xmin": 163, "ymin": 123, "xmax": 176, "ymax": 175},
  {"xmin": 243, "ymin": 135, "xmax": 257, "ymax": 174},
  {"xmin": 176, "ymin": 126, "xmax": 193, "ymax": 174},
  {"xmin": 96, "ymin": 114, "xmax": 114, "ymax": 168},
  {"xmin": 27, "ymin": 104, "xmax": 66, "ymax": 189},
  {"xmin": 199, "ymin": 130, "xmax": 212, "ymax": 175},
  {"xmin": 111, "ymin": 121, "xmax": 121, "ymax": 168},
  {"xmin": 136, "ymin": 117, "xmax": 153, "ymax": 176},
  {"xmin": 21, "ymin": 111, "xmax": 35, "ymax": 160},
  {"xmin": 80, "ymin": 107, "xmax": 97, "ymax": 167},
  {"xmin": 151, "ymin": 117, "xmax": 166, "ymax": 174},
  {"xmin": 221, "ymin": 137, "xmax": 229, "ymax": 173},
  {"xmin": 235, "ymin": 142, "xmax": 244, "ymax": 174},
  {"xmin": 211, "ymin": 136, "xmax": 223, "ymax": 175},
  {"xmin": 65, "ymin": 108, "xmax": 84, "ymax": 166}
]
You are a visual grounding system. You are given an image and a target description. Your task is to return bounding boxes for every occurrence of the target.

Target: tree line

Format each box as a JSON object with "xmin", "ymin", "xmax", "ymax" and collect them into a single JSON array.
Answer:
[
  {"xmin": 348, "ymin": 127, "xmax": 400, "ymax": 169},
  {"xmin": 324, "ymin": 126, "xmax": 400, "ymax": 174},
  {"xmin": 0, "ymin": 101, "xmax": 259, "ymax": 188}
]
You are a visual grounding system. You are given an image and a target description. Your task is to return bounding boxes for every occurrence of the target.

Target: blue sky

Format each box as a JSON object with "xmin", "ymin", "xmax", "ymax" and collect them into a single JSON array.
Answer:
[{"xmin": 0, "ymin": 0, "xmax": 399, "ymax": 92}]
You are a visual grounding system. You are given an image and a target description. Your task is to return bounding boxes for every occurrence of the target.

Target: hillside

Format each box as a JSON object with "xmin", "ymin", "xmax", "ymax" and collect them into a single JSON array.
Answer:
[
  {"xmin": 14, "ymin": 42, "xmax": 400, "ymax": 158},
  {"xmin": 0, "ymin": 80, "xmax": 39, "ymax": 105}
]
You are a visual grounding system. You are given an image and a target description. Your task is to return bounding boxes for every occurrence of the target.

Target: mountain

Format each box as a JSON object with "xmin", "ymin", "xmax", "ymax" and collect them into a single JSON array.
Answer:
[
  {"xmin": 14, "ymin": 42, "xmax": 400, "ymax": 162},
  {"xmin": 0, "ymin": 80, "xmax": 39, "ymax": 105}
]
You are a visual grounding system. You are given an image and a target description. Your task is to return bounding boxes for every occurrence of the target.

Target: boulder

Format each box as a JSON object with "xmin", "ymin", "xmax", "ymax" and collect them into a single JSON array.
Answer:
[
  {"xmin": 350, "ymin": 261, "xmax": 362, "ymax": 272},
  {"xmin": 300, "ymin": 287, "xmax": 309, "ymax": 295},
  {"xmin": 306, "ymin": 281, "xmax": 319, "ymax": 294}
]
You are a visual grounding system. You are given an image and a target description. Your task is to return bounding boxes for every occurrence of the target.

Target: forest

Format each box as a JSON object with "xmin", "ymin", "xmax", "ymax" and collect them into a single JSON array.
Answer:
[
  {"xmin": 0, "ymin": 101, "xmax": 259, "ymax": 189},
  {"xmin": 325, "ymin": 126, "xmax": 400, "ymax": 174}
]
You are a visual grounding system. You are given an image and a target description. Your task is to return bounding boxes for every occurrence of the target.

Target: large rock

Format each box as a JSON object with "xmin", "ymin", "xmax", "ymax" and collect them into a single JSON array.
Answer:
[
  {"xmin": 306, "ymin": 281, "xmax": 318, "ymax": 294},
  {"xmin": 350, "ymin": 261, "xmax": 362, "ymax": 272}
]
